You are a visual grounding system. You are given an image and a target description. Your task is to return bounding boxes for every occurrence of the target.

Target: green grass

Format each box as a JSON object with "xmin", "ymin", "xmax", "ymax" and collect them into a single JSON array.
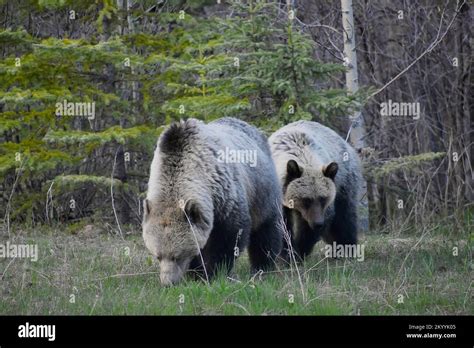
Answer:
[{"xmin": 0, "ymin": 223, "xmax": 472, "ymax": 315}]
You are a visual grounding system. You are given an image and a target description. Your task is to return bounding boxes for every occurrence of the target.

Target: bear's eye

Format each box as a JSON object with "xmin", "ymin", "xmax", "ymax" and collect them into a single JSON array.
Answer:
[
  {"xmin": 156, "ymin": 254, "xmax": 162, "ymax": 261},
  {"xmin": 301, "ymin": 198, "xmax": 312, "ymax": 209},
  {"xmin": 319, "ymin": 197, "xmax": 327, "ymax": 206},
  {"xmin": 171, "ymin": 254, "xmax": 182, "ymax": 263}
]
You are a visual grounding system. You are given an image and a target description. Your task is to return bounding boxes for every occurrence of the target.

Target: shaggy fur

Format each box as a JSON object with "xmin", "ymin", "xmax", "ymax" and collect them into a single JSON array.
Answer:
[
  {"xmin": 269, "ymin": 120, "xmax": 362, "ymax": 260},
  {"xmin": 143, "ymin": 117, "xmax": 283, "ymax": 285}
]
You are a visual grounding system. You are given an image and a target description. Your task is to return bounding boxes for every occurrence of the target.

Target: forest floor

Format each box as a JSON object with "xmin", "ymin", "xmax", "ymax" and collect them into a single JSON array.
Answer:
[{"xmin": 0, "ymin": 222, "xmax": 472, "ymax": 315}]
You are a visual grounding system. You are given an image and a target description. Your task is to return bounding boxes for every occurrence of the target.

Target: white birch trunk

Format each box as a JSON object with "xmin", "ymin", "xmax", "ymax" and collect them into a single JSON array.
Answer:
[{"xmin": 341, "ymin": 0, "xmax": 369, "ymax": 232}]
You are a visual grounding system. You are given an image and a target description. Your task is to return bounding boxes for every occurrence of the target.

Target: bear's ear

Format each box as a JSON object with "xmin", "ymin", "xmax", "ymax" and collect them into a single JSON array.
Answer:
[
  {"xmin": 323, "ymin": 162, "xmax": 338, "ymax": 180},
  {"xmin": 286, "ymin": 160, "xmax": 303, "ymax": 182},
  {"xmin": 184, "ymin": 200, "xmax": 210, "ymax": 228}
]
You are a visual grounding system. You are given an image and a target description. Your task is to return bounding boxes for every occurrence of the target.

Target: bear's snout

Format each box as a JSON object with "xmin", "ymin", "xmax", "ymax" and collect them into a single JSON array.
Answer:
[{"xmin": 159, "ymin": 259, "xmax": 184, "ymax": 286}]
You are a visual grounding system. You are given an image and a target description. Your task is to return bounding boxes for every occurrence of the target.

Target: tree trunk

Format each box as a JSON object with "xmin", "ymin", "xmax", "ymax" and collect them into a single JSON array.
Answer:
[
  {"xmin": 103, "ymin": 1, "xmax": 130, "ymax": 225},
  {"xmin": 456, "ymin": 2, "xmax": 473, "ymax": 204},
  {"xmin": 341, "ymin": 0, "xmax": 368, "ymax": 232}
]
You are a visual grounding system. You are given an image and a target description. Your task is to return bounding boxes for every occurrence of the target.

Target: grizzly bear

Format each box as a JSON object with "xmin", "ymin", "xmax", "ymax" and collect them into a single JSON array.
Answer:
[
  {"xmin": 143, "ymin": 117, "xmax": 282, "ymax": 285},
  {"xmin": 269, "ymin": 120, "xmax": 362, "ymax": 260}
]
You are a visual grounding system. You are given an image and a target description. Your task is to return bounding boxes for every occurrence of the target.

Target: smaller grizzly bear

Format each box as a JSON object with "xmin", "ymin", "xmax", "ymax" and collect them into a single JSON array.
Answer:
[
  {"xmin": 143, "ymin": 117, "xmax": 283, "ymax": 285},
  {"xmin": 269, "ymin": 120, "xmax": 362, "ymax": 260}
]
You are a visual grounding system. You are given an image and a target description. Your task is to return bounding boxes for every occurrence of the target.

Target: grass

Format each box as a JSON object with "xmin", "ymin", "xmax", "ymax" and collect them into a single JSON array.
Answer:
[{"xmin": 0, "ymin": 222, "xmax": 472, "ymax": 315}]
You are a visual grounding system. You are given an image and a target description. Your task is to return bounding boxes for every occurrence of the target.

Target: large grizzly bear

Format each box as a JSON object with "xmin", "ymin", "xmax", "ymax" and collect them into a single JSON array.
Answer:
[
  {"xmin": 143, "ymin": 117, "xmax": 282, "ymax": 285},
  {"xmin": 269, "ymin": 120, "xmax": 362, "ymax": 260}
]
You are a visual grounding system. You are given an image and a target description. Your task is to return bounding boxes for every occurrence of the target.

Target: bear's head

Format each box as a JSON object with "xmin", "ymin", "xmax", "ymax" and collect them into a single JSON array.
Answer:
[
  {"xmin": 142, "ymin": 197, "xmax": 214, "ymax": 286},
  {"xmin": 283, "ymin": 159, "xmax": 338, "ymax": 228}
]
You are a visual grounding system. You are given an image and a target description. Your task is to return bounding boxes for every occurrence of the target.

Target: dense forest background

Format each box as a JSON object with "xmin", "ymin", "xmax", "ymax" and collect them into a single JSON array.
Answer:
[{"xmin": 0, "ymin": 0, "xmax": 472, "ymax": 236}]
